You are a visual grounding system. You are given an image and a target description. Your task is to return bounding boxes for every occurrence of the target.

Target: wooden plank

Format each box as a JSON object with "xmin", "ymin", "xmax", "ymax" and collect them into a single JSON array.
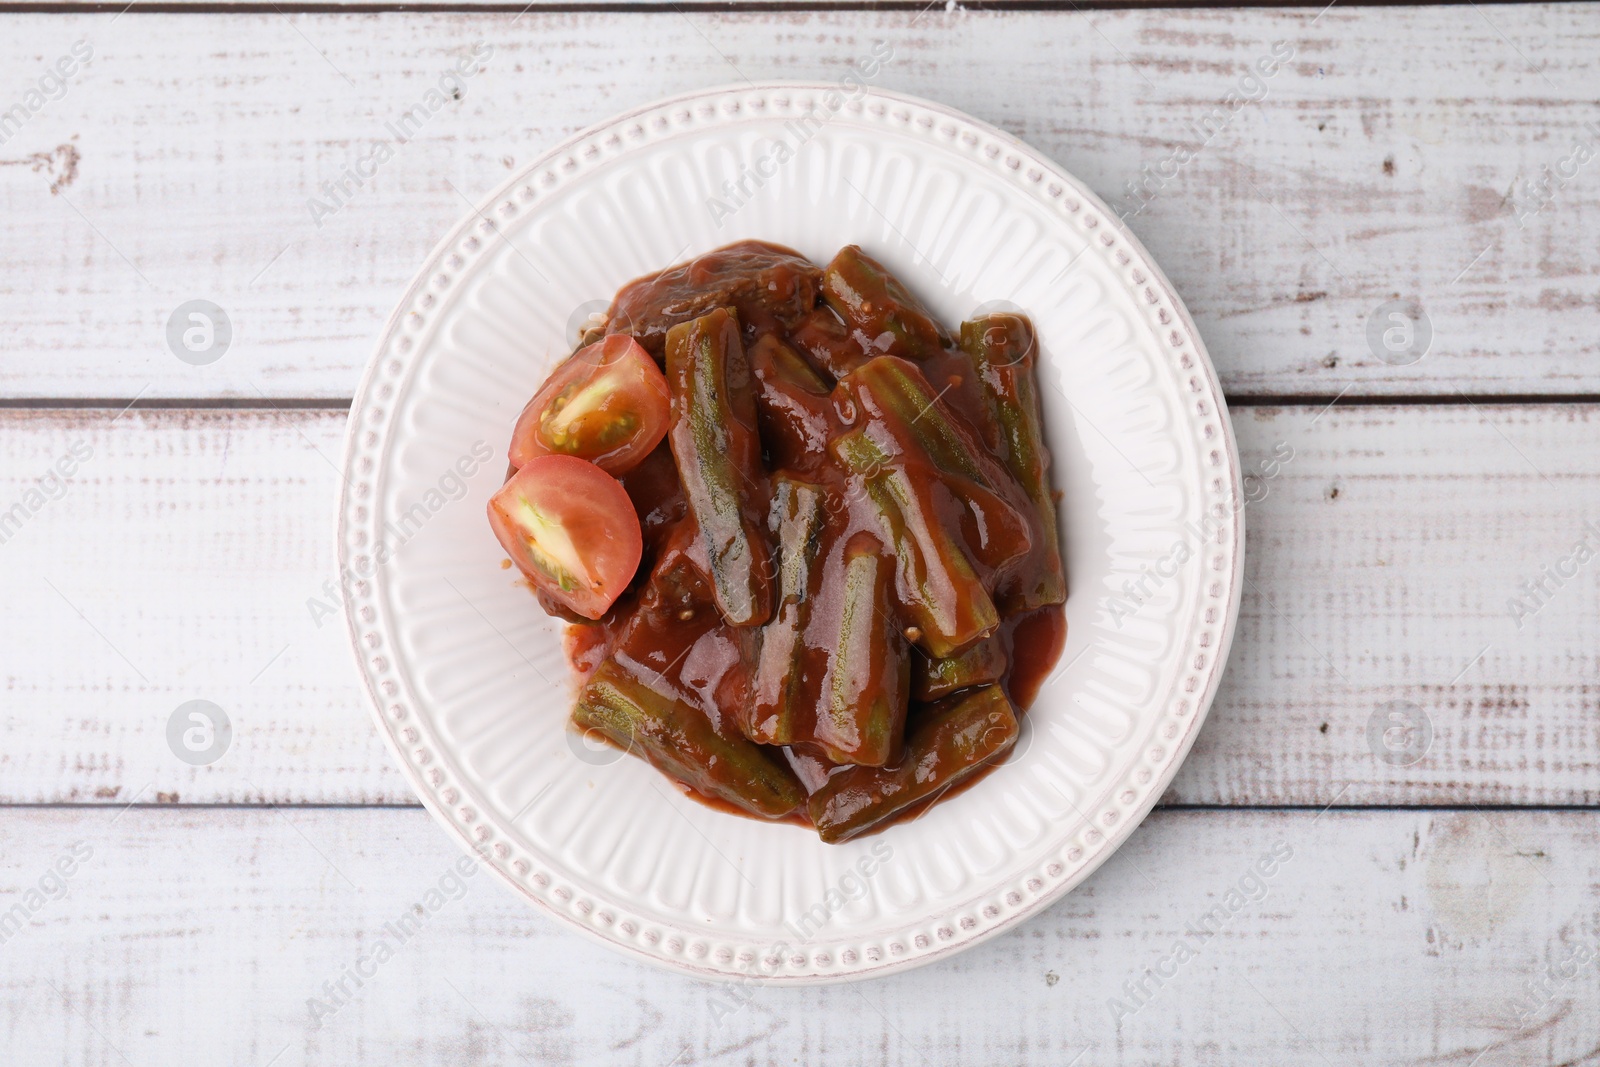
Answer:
[
  {"xmin": 1177, "ymin": 396, "xmax": 1600, "ymax": 806},
  {"xmin": 3, "ymin": 806, "xmax": 1596, "ymax": 1063},
  {"xmin": 0, "ymin": 407, "xmax": 387, "ymax": 804},
  {"xmin": 1178, "ymin": 399, "xmax": 1600, "ymax": 806},
  {"xmin": 1, "ymin": 7, "xmax": 1596, "ymax": 399},
  {"xmin": 0, "ymin": 0, "xmax": 1306, "ymax": 8},
  {"xmin": 2, "ymin": 402, "xmax": 1596, "ymax": 805}
]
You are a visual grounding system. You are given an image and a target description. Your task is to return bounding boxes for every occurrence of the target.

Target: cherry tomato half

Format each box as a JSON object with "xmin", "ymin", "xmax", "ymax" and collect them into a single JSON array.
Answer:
[
  {"xmin": 488, "ymin": 455, "xmax": 643, "ymax": 620},
  {"xmin": 509, "ymin": 335, "xmax": 670, "ymax": 475}
]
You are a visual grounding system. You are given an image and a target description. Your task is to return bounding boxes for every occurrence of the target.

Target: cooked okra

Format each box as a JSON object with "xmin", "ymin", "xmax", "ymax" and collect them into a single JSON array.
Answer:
[
  {"xmin": 808, "ymin": 685, "xmax": 1021, "ymax": 843},
  {"xmin": 664, "ymin": 307, "xmax": 775, "ymax": 628},
  {"xmin": 492, "ymin": 242, "xmax": 1067, "ymax": 840},
  {"xmin": 960, "ymin": 314, "xmax": 1067, "ymax": 608},
  {"xmin": 821, "ymin": 245, "xmax": 949, "ymax": 360}
]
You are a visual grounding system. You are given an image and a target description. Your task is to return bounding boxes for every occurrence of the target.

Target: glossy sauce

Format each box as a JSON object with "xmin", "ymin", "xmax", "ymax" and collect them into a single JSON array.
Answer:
[
  {"xmin": 561, "ymin": 534, "xmax": 1067, "ymax": 838},
  {"xmin": 1003, "ymin": 604, "xmax": 1069, "ymax": 710},
  {"xmin": 543, "ymin": 241, "xmax": 1067, "ymax": 837}
]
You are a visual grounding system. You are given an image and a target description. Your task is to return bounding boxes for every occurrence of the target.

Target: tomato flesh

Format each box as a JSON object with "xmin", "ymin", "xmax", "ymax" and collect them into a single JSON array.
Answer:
[
  {"xmin": 488, "ymin": 455, "xmax": 643, "ymax": 619},
  {"xmin": 509, "ymin": 335, "xmax": 670, "ymax": 475}
]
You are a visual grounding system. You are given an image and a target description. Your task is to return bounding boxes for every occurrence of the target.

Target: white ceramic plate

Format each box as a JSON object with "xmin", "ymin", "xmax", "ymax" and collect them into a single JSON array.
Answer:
[{"xmin": 338, "ymin": 83, "xmax": 1243, "ymax": 983}]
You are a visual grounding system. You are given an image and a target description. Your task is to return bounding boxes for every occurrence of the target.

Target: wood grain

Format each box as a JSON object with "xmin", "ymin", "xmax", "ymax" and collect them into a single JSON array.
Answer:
[
  {"xmin": 0, "ymin": 6, "xmax": 1596, "ymax": 399},
  {"xmin": 1183, "ymin": 400, "xmax": 1600, "ymax": 806},
  {"xmin": 4, "ymin": 805, "xmax": 1597, "ymax": 1064},
  {"xmin": 2, "ymin": 402, "xmax": 1595, "ymax": 805},
  {"xmin": 0, "ymin": 0, "xmax": 1359, "ymax": 8}
]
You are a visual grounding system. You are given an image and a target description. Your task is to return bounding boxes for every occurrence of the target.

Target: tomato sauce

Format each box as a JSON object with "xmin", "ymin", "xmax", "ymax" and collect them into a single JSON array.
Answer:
[{"xmin": 506, "ymin": 240, "xmax": 1068, "ymax": 841}]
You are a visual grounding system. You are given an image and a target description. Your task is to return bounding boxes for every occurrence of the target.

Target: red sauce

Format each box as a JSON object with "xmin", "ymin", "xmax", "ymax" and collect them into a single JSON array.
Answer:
[
  {"xmin": 526, "ymin": 242, "xmax": 1068, "ymax": 838},
  {"xmin": 563, "ymin": 624, "xmax": 610, "ymax": 684},
  {"xmin": 659, "ymin": 774, "xmax": 817, "ymax": 829},
  {"xmin": 1004, "ymin": 605, "xmax": 1069, "ymax": 711},
  {"xmin": 562, "ymin": 605, "xmax": 1068, "ymax": 838}
]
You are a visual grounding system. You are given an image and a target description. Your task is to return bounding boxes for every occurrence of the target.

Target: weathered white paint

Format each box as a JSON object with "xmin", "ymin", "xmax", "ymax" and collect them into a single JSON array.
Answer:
[
  {"xmin": 2, "ymin": 806, "xmax": 1595, "ymax": 1065},
  {"xmin": 0, "ymin": 6, "xmax": 1596, "ymax": 398},
  {"xmin": 4, "ymin": 4, "xmax": 1595, "ymax": 1048},
  {"xmin": 1182, "ymin": 401, "xmax": 1600, "ymax": 806},
  {"xmin": 0, "ymin": 403, "xmax": 1595, "ymax": 805},
  {"xmin": 0, "ymin": 0, "xmax": 1207, "ymax": 6}
]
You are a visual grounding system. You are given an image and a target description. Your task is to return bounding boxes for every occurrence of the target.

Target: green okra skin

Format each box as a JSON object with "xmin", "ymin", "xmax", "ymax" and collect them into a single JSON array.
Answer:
[
  {"xmin": 745, "ymin": 476, "xmax": 829, "ymax": 746},
  {"xmin": 808, "ymin": 685, "xmax": 1020, "ymax": 844},
  {"xmin": 831, "ymin": 430, "xmax": 999, "ymax": 658},
  {"xmin": 574, "ymin": 659, "xmax": 805, "ymax": 820},
  {"xmin": 836, "ymin": 356, "xmax": 993, "ymax": 486},
  {"xmin": 959, "ymin": 315, "xmax": 1067, "ymax": 608},
  {"xmin": 665, "ymin": 308, "xmax": 775, "ymax": 628},
  {"xmin": 813, "ymin": 537, "xmax": 909, "ymax": 768},
  {"xmin": 839, "ymin": 356, "xmax": 1035, "ymax": 581},
  {"xmin": 821, "ymin": 245, "xmax": 949, "ymax": 361},
  {"xmin": 912, "ymin": 633, "xmax": 1008, "ymax": 702}
]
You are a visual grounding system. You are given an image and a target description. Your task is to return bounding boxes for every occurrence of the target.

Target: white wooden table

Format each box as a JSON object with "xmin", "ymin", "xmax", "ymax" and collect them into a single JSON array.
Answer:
[{"xmin": 3, "ymin": 2, "xmax": 1597, "ymax": 1062}]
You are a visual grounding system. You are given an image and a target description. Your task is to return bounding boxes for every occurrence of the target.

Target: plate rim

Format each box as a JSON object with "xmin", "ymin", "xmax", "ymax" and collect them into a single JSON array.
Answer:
[{"xmin": 338, "ymin": 79, "xmax": 1244, "ymax": 985}]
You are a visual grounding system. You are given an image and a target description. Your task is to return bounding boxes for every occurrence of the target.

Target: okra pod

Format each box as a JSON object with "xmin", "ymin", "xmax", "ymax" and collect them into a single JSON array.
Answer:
[
  {"xmin": 835, "ymin": 356, "xmax": 995, "ymax": 487},
  {"xmin": 808, "ymin": 685, "xmax": 1020, "ymax": 843},
  {"xmin": 831, "ymin": 430, "xmax": 998, "ymax": 658},
  {"xmin": 749, "ymin": 334, "xmax": 834, "ymax": 470},
  {"xmin": 789, "ymin": 305, "xmax": 871, "ymax": 380},
  {"xmin": 912, "ymin": 633, "xmax": 1008, "ymax": 702},
  {"xmin": 665, "ymin": 308, "xmax": 774, "ymax": 627},
  {"xmin": 821, "ymin": 245, "xmax": 949, "ymax": 361},
  {"xmin": 574, "ymin": 659, "xmax": 805, "ymax": 819},
  {"xmin": 745, "ymin": 476, "xmax": 829, "ymax": 746},
  {"xmin": 607, "ymin": 240, "xmax": 823, "ymax": 357},
  {"xmin": 840, "ymin": 356, "xmax": 1040, "ymax": 598},
  {"xmin": 812, "ymin": 535, "xmax": 909, "ymax": 768},
  {"xmin": 939, "ymin": 470, "xmax": 1034, "ymax": 577},
  {"xmin": 959, "ymin": 315, "xmax": 1067, "ymax": 608}
]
